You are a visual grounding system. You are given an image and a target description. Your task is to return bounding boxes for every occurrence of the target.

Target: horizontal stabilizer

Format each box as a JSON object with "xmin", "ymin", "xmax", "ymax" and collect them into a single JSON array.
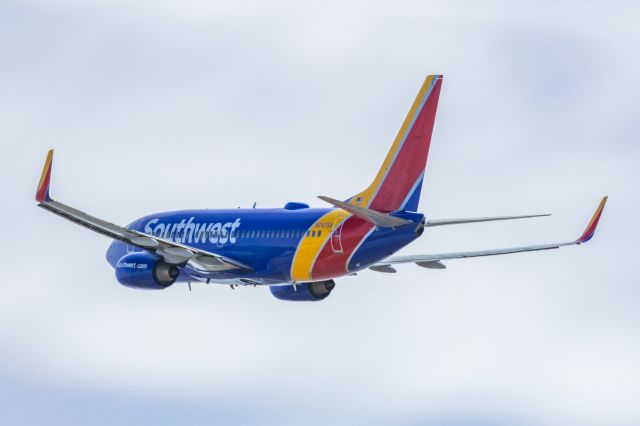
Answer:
[
  {"xmin": 426, "ymin": 213, "xmax": 550, "ymax": 227},
  {"xmin": 318, "ymin": 196, "xmax": 412, "ymax": 228}
]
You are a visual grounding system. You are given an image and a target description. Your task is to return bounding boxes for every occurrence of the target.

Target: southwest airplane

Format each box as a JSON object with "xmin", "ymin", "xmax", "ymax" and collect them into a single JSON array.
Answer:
[{"xmin": 35, "ymin": 75, "xmax": 607, "ymax": 301}]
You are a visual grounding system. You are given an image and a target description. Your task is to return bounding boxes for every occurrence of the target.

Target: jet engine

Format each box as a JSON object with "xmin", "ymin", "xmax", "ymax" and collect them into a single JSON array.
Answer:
[
  {"xmin": 270, "ymin": 280, "xmax": 336, "ymax": 301},
  {"xmin": 115, "ymin": 252, "xmax": 179, "ymax": 290}
]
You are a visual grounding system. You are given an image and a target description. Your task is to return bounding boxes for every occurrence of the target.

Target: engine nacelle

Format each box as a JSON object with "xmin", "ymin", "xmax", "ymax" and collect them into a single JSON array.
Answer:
[
  {"xmin": 115, "ymin": 252, "xmax": 179, "ymax": 290},
  {"xmin": 270, "ymin": 280, "xmax": 335, "ymax": 301}
]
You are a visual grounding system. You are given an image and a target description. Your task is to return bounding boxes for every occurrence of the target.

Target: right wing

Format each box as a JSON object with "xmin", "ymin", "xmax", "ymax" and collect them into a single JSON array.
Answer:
[
  {"xmin": 35, "ymin": 150, "xmax": 251, "ymax": 273},
  {"xmin": 371, "ymin": 196, "xmax": 607, "ymax": 272}
]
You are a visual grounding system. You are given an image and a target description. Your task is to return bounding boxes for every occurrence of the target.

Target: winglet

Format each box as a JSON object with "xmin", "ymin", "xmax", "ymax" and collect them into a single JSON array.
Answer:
[
  {"xmin": 576, "ymin": 196, "xmax": 608, "ymax": 244},
  {"xmin": 36, "ymin": 149, "xmax": 54, "ymax": 203}
]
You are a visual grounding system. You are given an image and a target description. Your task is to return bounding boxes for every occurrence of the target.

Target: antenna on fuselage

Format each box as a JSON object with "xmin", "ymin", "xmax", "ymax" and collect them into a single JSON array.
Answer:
[{"xmin": 252, "ymin": 202, "xmax": 257, "ymax": 208}]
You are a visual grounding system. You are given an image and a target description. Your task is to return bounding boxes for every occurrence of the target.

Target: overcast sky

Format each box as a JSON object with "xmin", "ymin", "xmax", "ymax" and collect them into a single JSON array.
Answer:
[{"xmin": 1, "ymin": 0, "xmax": 639, "ymax": 425}]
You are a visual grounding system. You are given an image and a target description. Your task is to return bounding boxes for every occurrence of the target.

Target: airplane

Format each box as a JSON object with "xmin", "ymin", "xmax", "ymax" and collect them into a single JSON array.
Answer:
[{"xmin": 35, "ymin": 75, "xmax": 607, "ymax": 301}]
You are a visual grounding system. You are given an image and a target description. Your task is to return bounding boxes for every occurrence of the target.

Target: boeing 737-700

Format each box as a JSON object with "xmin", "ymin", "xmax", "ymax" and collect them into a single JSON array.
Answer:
[{"xmin": 35, "ymin": 75, "xmax": 607, "ymax": 301}]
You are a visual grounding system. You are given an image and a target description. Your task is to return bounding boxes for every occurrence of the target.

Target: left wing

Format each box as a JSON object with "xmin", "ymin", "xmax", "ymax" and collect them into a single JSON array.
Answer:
[
  {"xmin": 35, "ymin": 149, "xmax": 251, "ymax": 273},
  {"xmin": 371, "ymin": 196, "xmax": 607, "ymax": 272}
]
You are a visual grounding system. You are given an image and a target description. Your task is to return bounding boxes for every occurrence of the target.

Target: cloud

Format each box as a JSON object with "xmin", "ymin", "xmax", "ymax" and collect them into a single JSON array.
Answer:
[{"xmin": 1, "ymin": 0, "xmax": 639, "ymax": 425}]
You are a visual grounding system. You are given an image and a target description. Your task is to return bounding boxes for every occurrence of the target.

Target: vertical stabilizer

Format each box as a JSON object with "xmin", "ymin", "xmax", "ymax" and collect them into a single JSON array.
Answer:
[{"xmin": 350, "ymin": 75, "xmax": 443, "ymax": 213}]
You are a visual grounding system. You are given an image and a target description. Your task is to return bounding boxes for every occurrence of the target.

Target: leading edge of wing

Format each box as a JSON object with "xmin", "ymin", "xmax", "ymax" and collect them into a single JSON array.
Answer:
[
  {"xmin": 373, "ymin": 196, "xmax": 608, "ymax": 269},
  {"xmin": 35, "ymin": 150, "xmax": 251, "ymax": 273}
]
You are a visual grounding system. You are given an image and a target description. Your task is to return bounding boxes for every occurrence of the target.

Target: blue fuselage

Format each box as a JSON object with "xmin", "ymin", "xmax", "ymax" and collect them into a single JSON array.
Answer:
[{"xmin": 106, "ymin": 207, "xmax": 423, "ymax": 285}]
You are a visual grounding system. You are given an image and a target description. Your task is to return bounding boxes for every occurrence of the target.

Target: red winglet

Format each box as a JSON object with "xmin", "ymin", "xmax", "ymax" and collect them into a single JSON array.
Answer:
[
  {"xmin": 577, "ymin": 196, "xmax": 608, "ymax": 244},
  {"xmin": 36, "ymin": 149, "xmax": 54, "ymax": 203}
]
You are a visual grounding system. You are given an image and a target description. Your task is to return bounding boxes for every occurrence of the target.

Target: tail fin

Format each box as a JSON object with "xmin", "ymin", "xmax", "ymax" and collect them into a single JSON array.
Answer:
[{"xmin": 350, "ymin": 75, "xmax": 443, "ymax": 213}]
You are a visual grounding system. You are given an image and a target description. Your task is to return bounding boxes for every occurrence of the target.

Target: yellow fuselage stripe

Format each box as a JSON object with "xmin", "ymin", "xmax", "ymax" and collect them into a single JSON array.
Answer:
[{"xmin": 290, "ymin": 209, "xmax": 349, "ymax": 282}]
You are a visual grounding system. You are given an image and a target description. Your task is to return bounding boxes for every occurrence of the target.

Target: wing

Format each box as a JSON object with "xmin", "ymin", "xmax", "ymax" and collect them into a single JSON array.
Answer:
[
  {"xmin": 35, "ymin": 150, "xmax": 251, "ymax": 273},
  {"xmin": 371, "ymin": 196, "xmax": 607, "ymax": 272}
]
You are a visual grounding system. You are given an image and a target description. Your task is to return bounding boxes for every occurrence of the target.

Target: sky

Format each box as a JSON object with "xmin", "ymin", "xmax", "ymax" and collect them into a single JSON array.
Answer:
[{"xmin": 1, "ymin": 0, "xmax": 639, "ymax": 424}]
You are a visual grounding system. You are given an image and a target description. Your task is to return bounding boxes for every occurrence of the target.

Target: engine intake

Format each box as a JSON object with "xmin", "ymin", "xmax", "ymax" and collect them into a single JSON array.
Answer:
[
  {"xmin": 115, "ymin": 252, "xmax": 179, "ymax": 290},
  {"xmin": 270, "ymin": 280, "xmax": 336, "ymax": 301}
]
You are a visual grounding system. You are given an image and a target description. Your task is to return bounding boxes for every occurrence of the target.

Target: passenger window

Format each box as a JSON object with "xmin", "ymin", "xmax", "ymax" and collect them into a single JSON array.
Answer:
[
  {"xmin": 275, "ymin": 230, "xmax": 280, "ymax": 238},
  {"xmin": 318, "ymin": 231, "xmax": 322, "ymax": 237},
  {"xmin": 312, "ymin": 230, "xmax": 316, "ymax": 237},
  {"xmin": 250, "ymin": 230, "xmax": 255, "ymax": 238}
]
